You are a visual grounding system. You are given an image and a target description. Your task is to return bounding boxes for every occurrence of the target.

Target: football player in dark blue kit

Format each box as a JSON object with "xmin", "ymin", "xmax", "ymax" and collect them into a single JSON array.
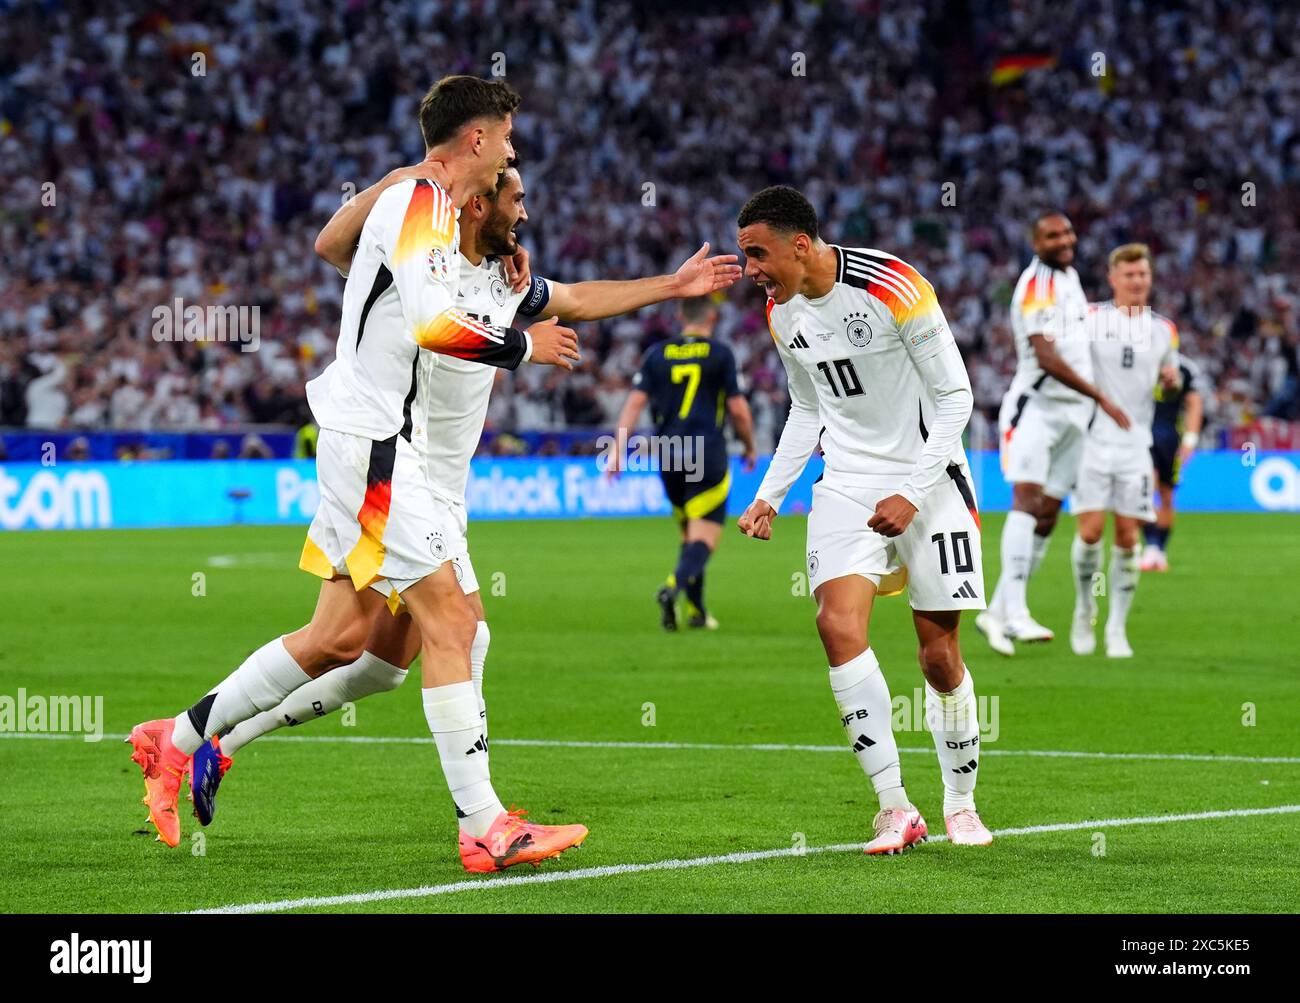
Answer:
[
  {"xmin": 1142, "ymin": 356, "xmax": 1205, "ymax": 571},
  {"xmin": 612, "ymin": 297, "xmax": 756, "ymax": 629}
]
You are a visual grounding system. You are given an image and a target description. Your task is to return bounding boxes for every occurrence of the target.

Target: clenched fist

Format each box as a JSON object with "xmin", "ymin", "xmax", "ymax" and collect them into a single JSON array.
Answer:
[{"xmin": 738, "ymin": 499, "xmax": 777, "ymax": 540}]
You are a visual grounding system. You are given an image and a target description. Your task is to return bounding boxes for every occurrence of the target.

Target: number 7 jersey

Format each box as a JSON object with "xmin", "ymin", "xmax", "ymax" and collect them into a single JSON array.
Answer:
[{"xmin": 758, "ymin": 246, "xmax": 973, "ymax": 511}]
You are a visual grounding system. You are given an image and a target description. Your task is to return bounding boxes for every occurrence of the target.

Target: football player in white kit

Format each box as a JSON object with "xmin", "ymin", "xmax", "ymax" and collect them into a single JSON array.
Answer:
[
  {"xmin": 206, "ymin": 164, "xmax": 741, "ymax": 825},
  {"xmin": 1070, "ymin": 244, "xmax": 1180, "ymax": 658},
  {"xmin": 735, "ymin": 186, "xmax": 993, "ymax": 853},
  {"xmin": 977, "ymin": 213, "xmax": 1131, "ymax": 657},
  {"xmin": 127, "ymin": 78, "xmax": 589, "ymax": 870}
]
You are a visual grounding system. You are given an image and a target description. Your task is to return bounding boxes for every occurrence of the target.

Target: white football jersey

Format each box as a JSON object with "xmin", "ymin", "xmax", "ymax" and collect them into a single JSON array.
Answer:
[
  {"xmin": 306, "ymin": 179, "xmax": 530, "ymax": 446},
  {"xmin": 422, "ymin": 254, "xmax": 552, "ymax": 503},
  {"xmin": 1007, "ymin": 259, "xmax": 1093, "ymax": 420},
  {"xmin": 757, "ymin": 245, "xmax": 971, "ymax": 508},
  {"xmin": 1086, "ymin": 301, "xmax": 1178, "ymax": 449}
]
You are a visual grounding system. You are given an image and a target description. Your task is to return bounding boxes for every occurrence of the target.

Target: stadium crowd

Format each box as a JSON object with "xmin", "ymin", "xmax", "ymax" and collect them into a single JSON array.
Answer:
[{"xmin": 2, "ymin": 0, "xmax": 1299, "ymax": 455}]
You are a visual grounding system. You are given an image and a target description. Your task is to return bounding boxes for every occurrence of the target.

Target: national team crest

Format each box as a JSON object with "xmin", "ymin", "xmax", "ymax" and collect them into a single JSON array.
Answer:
[
  {"xmin": 844, "ymin": 311, "xmax": 872, "ymax": 348},
  {"xmin": 427, "ymin": 532, "xmax": 448, "ymax": 562},
  {"xmin": 808, "ymin": 550, "xmax": 820, "ymax": 577},
  {"xmin": 489, "ymin": 275, "xmax": 507, "ymax": 305}
]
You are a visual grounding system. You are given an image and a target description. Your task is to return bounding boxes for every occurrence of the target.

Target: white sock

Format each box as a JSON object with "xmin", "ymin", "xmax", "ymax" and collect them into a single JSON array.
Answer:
[
  {"xmin": 221, "ymin": 652, "xmax": 408, "ymax": 756},
  {"xmin": 423, "ymin": 681, "xmax": 502, "ymax": 838},
  {"xmin": 1071, "ymin": 535, "xmax": 1103, "ymax": 618},
  {"xmin": 1106, "ymin": 545, "xmax": 1140, "ymax": 637},
  {"xmin": 925, "ymin": 668, "xmax": 980, "ymax": 815},
  {"xmin": 1029, "ymin": 532, "xmax": 1051, "ymax": 577},
  {"xmin": 829, "ymin": 649, "xmax": 908, "ymax": 810},
  {"xmin": 172, "ymin": 638, "xmax": 310, "ymax": 755},
  {"xmin": 997, "ymin": 510, "xmax": 1036, "ymax": 622},
  {"xmin": 471, "ymin": 621, "xmax": 490, "ymax": 742}
]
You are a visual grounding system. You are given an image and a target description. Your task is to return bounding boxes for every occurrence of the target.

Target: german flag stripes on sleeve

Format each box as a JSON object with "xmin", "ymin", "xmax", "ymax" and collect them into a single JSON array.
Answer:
[
  {"xmin": 387, "ymin": 179, "xmax": 530, "ymax": 369},
  {"xmin": 1017, "ymin": 261, "xmax": 1060, "ymax": 337}
]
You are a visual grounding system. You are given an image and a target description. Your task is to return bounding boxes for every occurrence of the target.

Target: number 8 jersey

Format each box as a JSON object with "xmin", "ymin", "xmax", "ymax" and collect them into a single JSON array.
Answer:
[{"xmin": 757, "ymin": 246, "xmax": 974, "ymax": 514}]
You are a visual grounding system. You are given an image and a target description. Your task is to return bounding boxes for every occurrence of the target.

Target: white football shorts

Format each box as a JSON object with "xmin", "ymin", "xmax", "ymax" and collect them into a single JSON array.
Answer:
[
  {"xmin": 806, "ymin": 470, "xmax": 986, "ymax": 612},
  {"xmin": 998, "ymin": 391, "xmax": 1090, "ymax": 500},
  {"xmin": 1071, "ymin": 437, "xmax": 1157, "ymax": 521},
  {"xmin": 299, "ymin": 428, "xmax": 458, "ymax": 596}
]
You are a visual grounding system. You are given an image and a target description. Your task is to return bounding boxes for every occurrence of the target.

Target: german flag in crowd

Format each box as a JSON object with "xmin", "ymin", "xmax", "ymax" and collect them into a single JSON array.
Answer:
[{"xmin": 990, "ymin": 54, "xmax": 1057, "ymax": 86}]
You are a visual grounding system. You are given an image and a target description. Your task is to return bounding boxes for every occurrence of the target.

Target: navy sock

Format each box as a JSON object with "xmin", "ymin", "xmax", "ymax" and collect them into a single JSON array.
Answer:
[{"xmin": 676, "ymin": 541, "xmax": 712, "ymax": 615}]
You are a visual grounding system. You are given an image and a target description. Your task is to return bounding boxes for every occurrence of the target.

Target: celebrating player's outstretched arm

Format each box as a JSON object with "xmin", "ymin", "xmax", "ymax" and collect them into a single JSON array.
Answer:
[
  {"xmin": 544, "ymin": 242, "xmax": 741, "ymax": 321},
  {"xmin": 315, "ymin": 160, "xmax": 531, "ymax": 292}
]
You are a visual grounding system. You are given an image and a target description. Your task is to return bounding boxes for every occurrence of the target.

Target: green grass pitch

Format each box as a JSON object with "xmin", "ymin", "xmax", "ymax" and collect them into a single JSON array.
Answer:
[{"xmin": 1, "ymin": 512, "xmax": 1298, "ymax": 913}]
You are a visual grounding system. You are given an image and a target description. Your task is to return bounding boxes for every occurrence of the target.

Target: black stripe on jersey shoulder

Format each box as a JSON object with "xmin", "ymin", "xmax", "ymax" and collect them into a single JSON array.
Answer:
[
  {"xmin": 356, "ymin": 264, "xmax": 394, "ymax": 350},
  {"xmin": 833, "ymin": 245, "xmax": 846, "ymax": 284},
  {"xmin": 837, "ymin": 246, "xmax": 922, "ymax": 307}
]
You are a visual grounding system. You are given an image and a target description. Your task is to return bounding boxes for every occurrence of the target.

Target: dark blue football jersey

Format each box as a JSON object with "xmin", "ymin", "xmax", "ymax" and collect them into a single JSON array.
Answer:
[
  {"xmin": 1153, "ymin": 357, "xmax": 1202, "ymax": 433},
  {"xmin": 633, "ymin": 336, "xmax": 741, "ymax": 438}
]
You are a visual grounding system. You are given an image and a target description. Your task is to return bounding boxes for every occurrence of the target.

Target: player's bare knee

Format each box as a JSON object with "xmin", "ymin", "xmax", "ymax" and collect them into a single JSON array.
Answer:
[
  {"xmin": 1011, "ymin": 482, "xmax": 1043, "ymax": 516},
  {"xmin": 316, "ymin": 627, "xmax": 368, "ymax": 669},
  {"xmin": 426, "ymin": 607, "xmax": 477, "ymax": 659},
  {"xmin": 815, "ymin": 605, "xmax": 863, "ymax": 656}
]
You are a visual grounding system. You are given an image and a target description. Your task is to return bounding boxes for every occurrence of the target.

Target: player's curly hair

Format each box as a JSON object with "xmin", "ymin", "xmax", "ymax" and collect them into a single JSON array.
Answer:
[
  {"xmin": 420, "ymin": 76, "xmax": 521, "ymax": 149},
  {"xmin": 737, "ymin": 185, "xmax": 819, "ymax": 239}
]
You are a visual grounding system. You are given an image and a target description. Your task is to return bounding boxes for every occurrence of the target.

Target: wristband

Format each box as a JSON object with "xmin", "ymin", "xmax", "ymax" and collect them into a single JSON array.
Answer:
[{"xmin": 1181, "ymin": 432, "xmax": 1198, "ymax": 448}]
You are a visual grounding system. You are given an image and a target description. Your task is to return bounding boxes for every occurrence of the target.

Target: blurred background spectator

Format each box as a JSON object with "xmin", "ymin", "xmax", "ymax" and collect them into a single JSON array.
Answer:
[{"xmin": 2, "ymin": 0, "xmax": 1297, "ymax": 457}]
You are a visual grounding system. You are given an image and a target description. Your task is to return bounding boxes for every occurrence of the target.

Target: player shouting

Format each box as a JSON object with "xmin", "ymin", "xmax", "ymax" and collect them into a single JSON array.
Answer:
[
  {"xmin": 127, "ymin": 77, "xmax": 586, "ymax": 871},
  {"xmin": 735, "ymin": 186, "xmax": 993, "ymax": 853},
  {"xmin": 185, "ymin": 163, "xmax": 741, "ymax": 847}
]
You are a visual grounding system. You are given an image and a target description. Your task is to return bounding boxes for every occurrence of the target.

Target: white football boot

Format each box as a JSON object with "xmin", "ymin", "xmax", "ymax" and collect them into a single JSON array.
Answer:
[
  {"xmin": 974, "ymin": 610, "xmax": 1015, "ymax": 657},
  {"xmin": 1105, "ymin": 628, "xmax": 1134, "ymax": 659},
  {"xmin": 1004, "ymin": 614, "xmax": 1055, "ymax": 643},
  {"xmin": 1070, "ymin": 605, "xmax": 1097, "ymax": 655}
]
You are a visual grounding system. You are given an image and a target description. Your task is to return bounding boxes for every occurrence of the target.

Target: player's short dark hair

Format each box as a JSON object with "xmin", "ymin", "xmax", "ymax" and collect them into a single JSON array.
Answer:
[
  {"xmin": 679, "ymin": 296, "xmax": 717, "ymax": 325},
  {"xmin": 1031, "ymin": 209, "xmax": 1071, "ymax": 238},
  {"xmin": 737, "ymin": 185, "xmax": 819, "ymax": 240},
  {"xmin": 419, "ymin": 76, "xmax": 521, "ymax": 149}
]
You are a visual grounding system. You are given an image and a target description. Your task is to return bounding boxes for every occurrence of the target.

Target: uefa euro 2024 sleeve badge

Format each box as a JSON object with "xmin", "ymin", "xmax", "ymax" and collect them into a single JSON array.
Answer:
[
  {"xmin": 844, "ymin": 311, "xmax": 872, "ymax": 348},
  {"xmin": 427, "ymin": 245, "xmax": 451, "ymax": 282}
]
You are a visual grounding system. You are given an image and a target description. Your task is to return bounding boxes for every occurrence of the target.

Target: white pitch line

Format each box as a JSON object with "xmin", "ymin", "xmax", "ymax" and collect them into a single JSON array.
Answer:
[
  {"xmin": 191, "ymin": 803, "xmax": 1300, "ymax": 915},
  {"xmin": 3, "ymin": 730, "xmax": 1299, "ymax": 765}
]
